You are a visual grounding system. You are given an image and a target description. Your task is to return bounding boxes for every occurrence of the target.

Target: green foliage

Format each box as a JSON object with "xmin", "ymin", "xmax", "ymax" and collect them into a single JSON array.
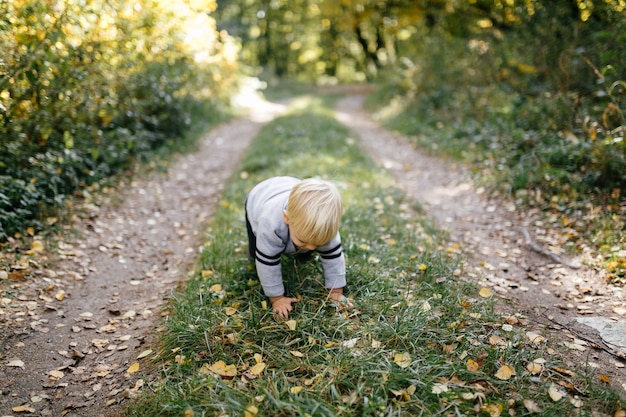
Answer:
[
  {"xmin": 0, "ymin": 0, "xmax": 238, "ymax": 240},
  {"xmin": 368, "ymin": 1, "xmax": 625, "ymax": 279},
  {"xmin": 123, "ymin": 96, "xmax": 625, "ymax": 417}
]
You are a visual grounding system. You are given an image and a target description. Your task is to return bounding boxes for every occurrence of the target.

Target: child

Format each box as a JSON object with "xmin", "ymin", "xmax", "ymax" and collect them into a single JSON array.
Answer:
[{"xmin": 245, "ymin": 176, "xmax": 350, "ymax": 318}]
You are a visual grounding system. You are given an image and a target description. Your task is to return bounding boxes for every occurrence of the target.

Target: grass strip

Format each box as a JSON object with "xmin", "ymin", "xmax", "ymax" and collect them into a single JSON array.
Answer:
[{"xmin": 123, "ymin": 95, "xmax": 625, "ymax": 416}]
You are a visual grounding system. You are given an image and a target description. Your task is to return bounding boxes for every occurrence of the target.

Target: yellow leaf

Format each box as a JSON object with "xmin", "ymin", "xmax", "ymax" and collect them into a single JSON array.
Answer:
[
  {"xmin": 494, "ymin": 364, "xmax": 515, "ymax": 380},
  {"xmin": 12, "ymin": 404, "xmax": 36, "ymax": 413},
  {"xmin": 406, "ymin": 385, "xmax": 416, "ymax": 395},
  {"xmin": 261, "ymin": 300, "xmax": 268, "ymax": 309},
  {"xmin": 479, "ymin": 287, "xmax": 493, "ymax": 298},
  {"xmin": 466, "ymin": 358, "xmax": 480, "ymax": 372},
  {"xmin": 209, "ymin": 283, "xmax": 221, "ymax": 291},
  {"xmin": 250, "ymin": 362, "xmax": 266, "ymax": 376},
  {"xmin": 225, "ymin": 307, "xmax": 237, "ymax": 316},
  {"xmin": 599, "ymin": 374, "xmax": 611, "ymax": 383},
  {"xmin": 526, "ymin": 362, "xmax": 542, "ymax": 375},
  {"xmin": 209, "ymin": 360, "xmax": 237, "ymax": 379},
  {"xmin": 55, "ymin": 290, "xmax": 65, "ymax": 301},
  {"xmin": 481, "ymin": 403, "xmax": 503, "ymax": 417},
  {"xmin": 418, "ymin": 263, "xmax": 428, "ymax": 271},
  {"xmin": 254, "ymin": 353, "xmax": 263, "ymax": 363},
  {"xmin": 32, "ymin": 240, "xmax": 45, "ymax": 253},
  {"xmin": 290, "ymin": 350, "xmax": 305, "ymax": 357},
  {"xmin": 244, "ymin": 405, "xmax": 258, "ymax": 417},
  {"xmin": 394, "ymin": 352, "xmax": 411, "ymax": 368},
  {"xmin": 127, "ymin": 362, "xmax": 140, "ymax": 374},
  {"xmin": 137, "ymin": 349, "xmax": 153, "ymax": 359},
  {"xmin": 290, "ymin": 386, "xmax": 304, "ymax": 394},
  {"xmin": 285, "ymin": 320, "xmax": 297, "ymax": 330},
  {"xmin": 548, "ymin": 384, "xmax": 563, "ymax": 401},
  {"xmin": 183, "ymin": 408, "xmax": 195, "ymax": 417}
]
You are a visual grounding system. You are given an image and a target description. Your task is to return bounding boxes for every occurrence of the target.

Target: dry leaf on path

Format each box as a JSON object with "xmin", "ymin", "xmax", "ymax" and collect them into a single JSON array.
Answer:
[
  {"xmin": 12, "ymin": 404, "xmax": 37, "ymax": 413},
  {"xmin": 479, "ymin": 287, "xmax": 493, "ymax": 298},
  {"xmin": 127, "ymin": 362, "xmax": 140, "ymax": 374},
  {"xmin": 7, "ymin": 359, "xmax": 25, "ymax": 368}
]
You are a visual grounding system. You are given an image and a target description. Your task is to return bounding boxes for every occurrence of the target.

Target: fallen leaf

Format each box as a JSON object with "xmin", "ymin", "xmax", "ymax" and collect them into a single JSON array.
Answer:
[
  {"xmin": 526, "ymin": 332, "xmax": 546, "ymax": 346},
  {"xmin": 183, "ymin": 408, "xmax": 195, "ymax": 417},
  {"xmin": 489, "ymin": 335, "xmax": 507, "ymax": 347},
  {"xmin": 570, "ymin": 396, "xmax": 583, "ymax": 408},
  {"xmin": 290, "ymin": 386, "xmax": 304, "ymax": 394},
  {"xmin": 127, "ymin": 362, "xmax": 140, "ymax": 374},
  {"xmin": 394, "ymin": 352, "xmax": 411, "ymax": 368},
  {"xmin": 342, "ymin": 337, "xmax": 359, "ymax": 348},
  {"xmin": 249, "ymin": 362, "xmax": 266, "ymax": 376},
  {"xmin": 208, "ymin": 360, "xmax": 237, "ymax": 379},
  {"xmin": 285, "ymin": 320, "xmax": 297, "ymax": 330},
  {"xmin": 481, "ymin": 403, "xmax": 503, "ymax": 417},
  {"xmin": 431, "ymin": 382, "xmax": 448, "ymax": 394},
  {"xmin": 12, "ymin": 404, "xmax": 36, "ymax": 413},
  {"xmin": 244, "ymin": 405, "xmax": 258, "ymax": 417},
  {"xmin": 466, "ymin": 358, "xmax": 480, "ymax": 372},
  {"xmin": 137, "ymin": 349, "xmax": 153, "ymax": 359},
  {"xmin": 225, "ymin": 307, "xmax": 237, "ymax": 316},
  {"xmin": 526, "ymin": 362, "xmax": 542, "ymax": 375},
  {"xmin": 495, "ymin": 364, "xmax": 515, "ymax": 380},
  {"xmin": 523, "ymin": 399, "xmax": 541, "ymax": 413},
  {"xmin": 48, "ymin": 370, "xmax": 64, "ymax": 380},
  {"xmin": 290, "ymin": 350, "xmax": 304, "ymax": 357},
  {"xmin": 479, "ymin": 287, "xmax": 493, "ymax": 298},
  {"xmin": 612, "ymin": 306, "xmax": 626, "ymax": 315},
  {"xmin": 55, "ymin": 290, "xmax": 65, "ymax": 301},
  {"xmin": 32, "ymin": 241, "xmax": 45, "ymax": 253},
  {"xmin": 548, "ymin": 384, "xmax": 563, "ymax": 401},
  {"xmin": 7, "ymin": 359, "xmax": 25, "ymax": 368},
  {"xmin": 599, "ymin": 374, "xmax": 611, "ymax": 383}
]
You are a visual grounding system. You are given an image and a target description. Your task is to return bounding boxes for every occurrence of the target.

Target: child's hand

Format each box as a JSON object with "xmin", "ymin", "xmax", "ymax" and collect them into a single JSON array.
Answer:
[{"xmin": 269, "ymin": 295, "xmax": 299, "ymax": 318}]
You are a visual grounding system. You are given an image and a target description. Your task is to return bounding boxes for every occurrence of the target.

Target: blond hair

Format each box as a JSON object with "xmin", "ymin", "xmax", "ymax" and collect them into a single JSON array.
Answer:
[{"xmin": 286, "ymin": 178, "xmax": 343, "ymax": 246}]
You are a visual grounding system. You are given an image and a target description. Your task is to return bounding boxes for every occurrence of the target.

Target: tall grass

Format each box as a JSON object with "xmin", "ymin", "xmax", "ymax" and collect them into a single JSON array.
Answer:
[{"xmin": 123, "ymin": 95, "xmax": 625, "ymax": 416}]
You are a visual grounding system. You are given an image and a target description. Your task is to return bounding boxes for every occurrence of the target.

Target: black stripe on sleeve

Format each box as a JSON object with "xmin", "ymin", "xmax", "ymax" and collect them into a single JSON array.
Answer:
[
  {"xmin": 256, "ymin": 248, "xmax": 282, "ymax": 260},
  {"xmin": 255, "ymin": 257, "xmax": 281, "ymax": 266},
  {"xmin": 316, "ymin": 243, "xmax": 342, "ymax": 255},
  {"xmin": 320, "ymin": 252, "xmax": 342, "ymax": 260}
]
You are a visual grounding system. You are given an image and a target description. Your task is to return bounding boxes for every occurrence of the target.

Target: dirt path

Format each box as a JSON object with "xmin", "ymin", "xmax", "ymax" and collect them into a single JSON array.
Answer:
[
  {"xmin": 335, "ymin": 94, "xmax": 626, "ymax": 397},
  {"xmin": 1, "ymin": 90, "xmax": 624, "ymax": 416},
  {"xmin": 0, "ymin": 95, "xmax": 287, "ymax": 416}
]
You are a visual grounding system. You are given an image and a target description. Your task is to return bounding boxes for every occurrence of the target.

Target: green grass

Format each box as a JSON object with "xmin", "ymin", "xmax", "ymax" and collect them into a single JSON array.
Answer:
[{"xmin": 122, "ymin": 96, "xmax": 625, "ymax": 416}]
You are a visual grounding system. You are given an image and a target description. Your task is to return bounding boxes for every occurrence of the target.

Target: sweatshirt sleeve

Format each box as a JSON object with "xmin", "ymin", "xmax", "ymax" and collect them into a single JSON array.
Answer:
[
  {"xmin": 316, "ymin": 232, "xmax": 346, "ymax": 290},
  {"xmin": 254, "ymin": 220, "xmax": 287, "ymax": 297}
]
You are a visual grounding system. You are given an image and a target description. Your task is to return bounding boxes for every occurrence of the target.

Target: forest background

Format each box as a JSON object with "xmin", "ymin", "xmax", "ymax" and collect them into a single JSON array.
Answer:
[{"xmin": 0, "ymin": 0, "xmax": 625, "ymax": 280}]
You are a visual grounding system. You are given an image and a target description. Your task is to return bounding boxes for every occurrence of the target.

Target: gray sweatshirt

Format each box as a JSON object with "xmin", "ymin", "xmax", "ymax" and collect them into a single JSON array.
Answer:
[{"xmin": 245, "ymin": 176, "xmax": 346, "ymax": 297}]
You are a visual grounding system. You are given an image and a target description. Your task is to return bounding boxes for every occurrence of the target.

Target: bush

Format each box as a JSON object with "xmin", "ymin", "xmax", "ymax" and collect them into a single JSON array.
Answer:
[{"xmin": 0, "ymin": 0, "xmax": 239, "ymax": 240}]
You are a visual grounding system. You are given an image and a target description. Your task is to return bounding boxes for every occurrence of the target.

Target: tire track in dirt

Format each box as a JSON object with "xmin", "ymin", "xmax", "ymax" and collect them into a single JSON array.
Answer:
[
  {"xmin": 0, "ymin": 96, "xmax": 287, "ymax": 416},
  {"xmin": 335, "ymin": 94, "xmax": 626, "ymax": 397}
]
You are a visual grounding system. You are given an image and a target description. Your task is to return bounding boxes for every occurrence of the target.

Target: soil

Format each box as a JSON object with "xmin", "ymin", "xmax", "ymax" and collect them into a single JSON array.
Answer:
[{"xmin": 0, "ymin": 87, "xmax": 624, "ymax": 416}]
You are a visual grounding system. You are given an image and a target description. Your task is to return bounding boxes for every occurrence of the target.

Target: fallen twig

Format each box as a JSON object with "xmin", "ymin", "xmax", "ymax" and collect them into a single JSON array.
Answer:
[{"xmin": 519, "ymin": 226, "xmax": 581, "ymax": 269}]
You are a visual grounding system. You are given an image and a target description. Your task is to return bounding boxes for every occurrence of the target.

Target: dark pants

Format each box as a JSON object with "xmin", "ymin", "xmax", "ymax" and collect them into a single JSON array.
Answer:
[{"xmin": 245, "ymin": 201, "xmax": 256, "ymax": 259}]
